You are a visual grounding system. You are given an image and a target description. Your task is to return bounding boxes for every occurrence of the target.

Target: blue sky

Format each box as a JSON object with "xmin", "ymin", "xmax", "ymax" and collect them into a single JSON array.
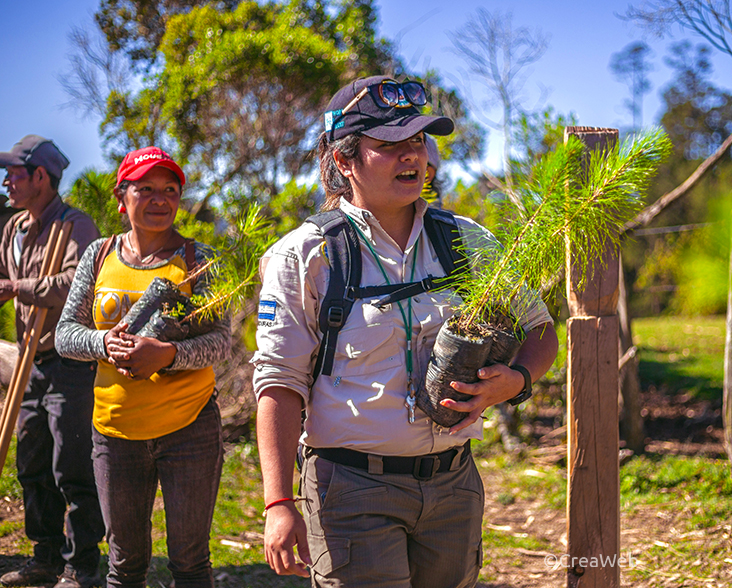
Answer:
[{"xmin": 2, "ymin": 0, "xmax": 731, "ymax": 192}]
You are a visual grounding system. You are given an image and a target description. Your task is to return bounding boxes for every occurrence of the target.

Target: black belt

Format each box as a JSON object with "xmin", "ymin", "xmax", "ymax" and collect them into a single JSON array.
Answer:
[
  {"xmin": 34, "ymin": 348, "xmax": 59, "ymax": 365},
  {"xmin": 307, "ymin": 441, "xmax": 471, "ymax": 481}
]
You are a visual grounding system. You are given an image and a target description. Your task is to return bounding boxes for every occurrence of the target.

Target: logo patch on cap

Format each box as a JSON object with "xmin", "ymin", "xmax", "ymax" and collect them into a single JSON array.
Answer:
[
  {"xmin": 134, "ymin": 152, "xmax": 165, "ymax": 165},
  {"xmin": 258, "ymin": 299, "xmax": 277, "ymax": 322},
  {"xmin": 324, "ymin": 110, "xmax": 345, "ymax": 133}
]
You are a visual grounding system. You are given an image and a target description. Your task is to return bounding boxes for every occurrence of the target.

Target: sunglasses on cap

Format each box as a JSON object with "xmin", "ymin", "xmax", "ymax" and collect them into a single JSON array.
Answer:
[{"xmin": 342, "ymin": 80, "xmax": 428, "ymax": 114}]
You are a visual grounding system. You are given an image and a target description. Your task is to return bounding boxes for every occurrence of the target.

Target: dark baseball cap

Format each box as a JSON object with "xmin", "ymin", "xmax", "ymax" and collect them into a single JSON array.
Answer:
[
  {"xmin": 0, "ymin": 135, "xmax": 70, "ymax": 179},
  {"xmin": 324, "ymin": 75, "xmax": 454, "ymax": 143}
]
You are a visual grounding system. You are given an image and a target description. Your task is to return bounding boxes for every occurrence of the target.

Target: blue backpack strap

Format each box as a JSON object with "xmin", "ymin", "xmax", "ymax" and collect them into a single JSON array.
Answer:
[{"xmin": 307, "ymin": 209, "xmax": 361, "ymax": 379}]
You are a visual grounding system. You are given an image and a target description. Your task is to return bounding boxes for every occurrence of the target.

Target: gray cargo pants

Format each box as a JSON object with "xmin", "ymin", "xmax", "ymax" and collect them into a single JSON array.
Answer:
[{"xmin": 301, "ymin": 450, "xmax": 484, "ymax": 588}]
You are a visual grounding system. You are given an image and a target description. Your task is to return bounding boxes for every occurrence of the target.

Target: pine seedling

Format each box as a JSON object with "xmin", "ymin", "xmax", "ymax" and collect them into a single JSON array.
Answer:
[
  {"xmin": 453, "ymin": 127, "xmax": 672, "ymax": 334},
  {"xmin": 180, "ymin": 204, "xmax": 276, "ymax": 322}
]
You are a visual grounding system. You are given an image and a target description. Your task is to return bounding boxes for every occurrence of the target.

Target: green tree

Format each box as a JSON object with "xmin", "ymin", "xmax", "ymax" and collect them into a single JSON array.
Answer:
[
  {"xmin": 100, "ymin": 1, "xmax": 394, "ymax": 205},
  {"xmin": 66, "ymin": 0, "xmax": 484, "ymax": 223},
  {"xmin": 450, "ymin": 8, "xmax": 549, "ymax": 202},
  {"xmin": 510, "ymin": 106, "xmax": 578, "ymax": 181},
  {"xmin": 65, "ymin": 169, "xmax": 127, "ymax": 237},
  {"xmin": 622, "ymin": 40, "xmax": 732, "ymax": 317},
  {"xmin": 442, "ymin": 178, "xmax": 500, "ymax": 230},
  {"xmin": 660, "ymin": 41, "xmax": 732, "ymax": 162},
  {"xmin": 609, "ymin": 41, "xmax": 654, "ymax": 130},
  {"xmin": 95, "ymin": 0, "xmax": 241, "ymax": 70},
  {"xmin": 68, "ymin": 0, "xmax": 490, "ymax": 220}
]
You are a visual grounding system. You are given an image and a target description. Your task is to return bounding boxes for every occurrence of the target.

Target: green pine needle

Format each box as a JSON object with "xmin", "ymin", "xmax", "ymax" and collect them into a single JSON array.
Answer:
[
  {"xmin": 455, "ymin": 127, "xmax": 672, "ymax": 331},
  {"xmin": 184, "ymin": 204, "xmax": 276, "ymax": 322}
]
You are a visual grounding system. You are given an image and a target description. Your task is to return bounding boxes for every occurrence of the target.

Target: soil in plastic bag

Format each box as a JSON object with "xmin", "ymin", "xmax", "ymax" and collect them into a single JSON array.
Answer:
[
  {"xmin": 122, "ymin": 277, "xmax": 214, "ymax": 342},
  {"xmin": 417, "ymin": 316, "xmax": 524, "ymax": 427}
]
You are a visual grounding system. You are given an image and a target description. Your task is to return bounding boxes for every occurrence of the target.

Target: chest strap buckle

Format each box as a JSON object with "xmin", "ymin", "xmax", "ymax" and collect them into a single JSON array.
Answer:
[{"xmin": 327, "ymin": 306, "xmax": 345, "ymax": 328}]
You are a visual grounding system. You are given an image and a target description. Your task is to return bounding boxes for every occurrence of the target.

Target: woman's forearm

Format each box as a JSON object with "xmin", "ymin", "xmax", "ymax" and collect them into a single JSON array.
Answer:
[{"xmin": 257, "ymin": 386, "xmax": 304, "ymax": 503}]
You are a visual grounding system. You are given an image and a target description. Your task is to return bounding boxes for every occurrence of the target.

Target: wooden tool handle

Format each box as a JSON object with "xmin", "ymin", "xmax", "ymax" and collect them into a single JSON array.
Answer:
[{"xmin": 0, "ymin": 220, "xmax": 73, "ymax": 473}]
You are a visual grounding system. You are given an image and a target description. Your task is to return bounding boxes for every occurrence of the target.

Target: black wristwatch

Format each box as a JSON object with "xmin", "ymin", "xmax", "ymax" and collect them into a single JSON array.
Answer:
[{"xmin": 507, "ymin": 364, "xmax": 533, "ymax": 406}]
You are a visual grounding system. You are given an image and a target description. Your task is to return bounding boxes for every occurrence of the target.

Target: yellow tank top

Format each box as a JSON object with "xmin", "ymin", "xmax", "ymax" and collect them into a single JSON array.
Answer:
[{"xmin": 92, "ymin": 248, "xmax": 216, "ymax": 440}]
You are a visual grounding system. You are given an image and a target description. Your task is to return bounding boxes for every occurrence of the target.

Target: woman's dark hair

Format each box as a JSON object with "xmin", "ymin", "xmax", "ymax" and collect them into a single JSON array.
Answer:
[
  {"xmin": 318, "ymin": 132, "xmax": 361, "ymax": 211},
  {"xmin": 116, "ymin": 179, "xmax": 132, "ymax": 196}
]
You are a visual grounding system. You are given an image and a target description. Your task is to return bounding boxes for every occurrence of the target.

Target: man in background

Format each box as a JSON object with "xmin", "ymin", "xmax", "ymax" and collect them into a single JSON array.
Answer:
[{"xmin": 0, "ymin": 135, "xmax": 103, "ymax": 588}]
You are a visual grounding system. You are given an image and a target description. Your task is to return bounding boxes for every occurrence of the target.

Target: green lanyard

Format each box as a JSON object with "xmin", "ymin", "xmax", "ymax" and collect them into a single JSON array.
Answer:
[{"xmin": 347, "ymin": 217, "xmax": 420, "ymax": 423}]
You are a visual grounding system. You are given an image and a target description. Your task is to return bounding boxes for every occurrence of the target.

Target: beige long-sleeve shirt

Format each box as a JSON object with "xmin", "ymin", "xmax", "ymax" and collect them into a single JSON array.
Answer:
[
  {"xmin": 0, "ymin": 195, "xmax": 100, "ymax": 353},
  {"xmin": 252, "ymin": 198, "xmax": 552, "ymax": 456}
]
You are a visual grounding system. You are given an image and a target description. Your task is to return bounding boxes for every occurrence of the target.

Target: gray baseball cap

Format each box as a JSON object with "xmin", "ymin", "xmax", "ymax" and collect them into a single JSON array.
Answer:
[
  {"xmin": 425, "ymin": 135, "xmax": 440, "ymax": 171},
  {"xmin": 0, "ymin": 135, "xmax": 70, "ymax": 179}
]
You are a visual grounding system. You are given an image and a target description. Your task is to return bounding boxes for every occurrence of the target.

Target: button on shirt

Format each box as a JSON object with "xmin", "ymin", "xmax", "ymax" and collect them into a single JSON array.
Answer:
[{"xmin": 252, "ymin": 198, "xmax": 552, "ymax": 457}]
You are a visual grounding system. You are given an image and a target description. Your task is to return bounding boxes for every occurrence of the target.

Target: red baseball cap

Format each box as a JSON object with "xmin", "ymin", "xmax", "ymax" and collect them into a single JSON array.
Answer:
[{"xmin": 116, "ymin": 146, "xmax": 186, "ymax": 187}]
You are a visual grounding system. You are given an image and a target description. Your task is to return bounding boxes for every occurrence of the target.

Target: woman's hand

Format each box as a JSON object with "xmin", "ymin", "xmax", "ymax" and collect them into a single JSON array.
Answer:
[
  {"xmin": 264, "ymin": 501, "xmax": 311, "ymax": 578},
  {"xmin": 440, "ymin": 364, "xmax": 525, "ymax": 434},
  {"xmin": 104, "ymin": 322, "xmax": 177, "ymax": 380},
  {"xmin": 440, "ymin": 323, "xmax": 559, "ymax": 435}
]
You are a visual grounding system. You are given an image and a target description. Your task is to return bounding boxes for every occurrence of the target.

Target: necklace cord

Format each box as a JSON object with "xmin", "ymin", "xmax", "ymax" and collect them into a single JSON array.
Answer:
[
  {"xmin": 347, "ymin": 218, "xmax": 420, "ymax": 380},
  {"xmin": 125, "ymin": 231, "xmax": 170, "ymax": 264}
]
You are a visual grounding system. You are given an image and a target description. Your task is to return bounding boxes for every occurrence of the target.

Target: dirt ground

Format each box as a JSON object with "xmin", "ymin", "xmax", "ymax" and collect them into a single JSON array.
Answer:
[
  {"xmin": 474, "ymin": 387, "xmax": 729, "ymax": 588},
  {"xmin": 0, "ymin": 388, "xmax": 729, "ymax": 588}
]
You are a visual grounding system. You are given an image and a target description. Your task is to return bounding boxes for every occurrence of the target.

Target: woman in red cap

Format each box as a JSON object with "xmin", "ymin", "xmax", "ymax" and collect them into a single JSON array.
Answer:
[{"xmin": 56, "ymin": 147, "xmax": 230, "ymax": 588}]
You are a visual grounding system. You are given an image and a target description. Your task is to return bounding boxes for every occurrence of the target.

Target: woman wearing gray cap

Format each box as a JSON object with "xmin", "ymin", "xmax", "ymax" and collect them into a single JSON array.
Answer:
[
  {"xmin": 422, "ymin": 135, "xmax": 443, "ymax": 207},
  {"xmin": 253, "ymin": 76, "xmax": 558, "ymax": 587}
]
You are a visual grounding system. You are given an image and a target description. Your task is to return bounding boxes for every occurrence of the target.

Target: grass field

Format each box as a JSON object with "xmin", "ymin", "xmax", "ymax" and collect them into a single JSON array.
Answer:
[
  {"xmin": 1, "ymin": 316, "xmax": 731, "ymax": 587},
  {"xmin": 633, "ymin": 316, "xmax": 725, "ymax": 400}
]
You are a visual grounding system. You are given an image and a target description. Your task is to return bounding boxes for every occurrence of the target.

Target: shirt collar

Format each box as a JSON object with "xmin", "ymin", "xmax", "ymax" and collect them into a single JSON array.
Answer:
[
  {"xmin": 339, "ymin": 197, "xmax": 372, "ymax": 234},
  {"xmin": 338, "ymin": 196, "xmax": 429, "ymax": 250},
  {"xmin": 37, "ymin": 195, "xmax": 67, "ymax": 231}
]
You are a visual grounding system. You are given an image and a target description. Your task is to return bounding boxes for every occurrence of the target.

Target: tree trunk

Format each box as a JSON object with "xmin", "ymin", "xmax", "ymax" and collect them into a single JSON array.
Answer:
[
  {"xmin": 724, "ymin": 213, "xmax": 732, "ymax": 461},
  {"xmin": 617, "ymin": 254, "xmax": 644, "ymax": 454}
]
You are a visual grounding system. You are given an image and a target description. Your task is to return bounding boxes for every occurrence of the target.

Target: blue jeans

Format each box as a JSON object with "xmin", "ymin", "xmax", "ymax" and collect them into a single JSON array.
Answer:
[
  {"xmin": 92, "ymin": 396, "xmax": 223, "ymax": 588},
  {"xmin": 17, "ymin": 353, "xmax": 104, "ymax": 573}
]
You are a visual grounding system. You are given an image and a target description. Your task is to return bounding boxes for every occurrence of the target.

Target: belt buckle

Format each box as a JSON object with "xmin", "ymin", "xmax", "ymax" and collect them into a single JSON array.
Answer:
[{"xmin": 413, "ymin": 455, "xmax": 440, "ymax": 480}]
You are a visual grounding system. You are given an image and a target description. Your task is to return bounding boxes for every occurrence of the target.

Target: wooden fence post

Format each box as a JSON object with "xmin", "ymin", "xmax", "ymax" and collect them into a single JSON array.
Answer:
[{"xmin": 564, "ymin": 127, "xmax": 620, "ymax": 588}]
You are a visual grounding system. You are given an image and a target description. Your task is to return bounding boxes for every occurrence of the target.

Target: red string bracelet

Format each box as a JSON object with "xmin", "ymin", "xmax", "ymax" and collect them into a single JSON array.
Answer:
[{"xmin": 263, "ymin": 497, "xmax": 295, "ymax": 515}]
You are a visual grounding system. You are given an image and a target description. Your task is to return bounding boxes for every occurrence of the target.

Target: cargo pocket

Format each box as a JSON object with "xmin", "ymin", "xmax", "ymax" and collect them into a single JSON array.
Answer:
[
  {"xmin": 307, "ymin": 534, "xmax": 350, "ymax": 577},
  {"xmin": 464, "ymin": 536, "xmax": 483, "ymax": 588},
  {"xmin": 453, "ymin": 486, "xmax": 482, "ymax": 502}
]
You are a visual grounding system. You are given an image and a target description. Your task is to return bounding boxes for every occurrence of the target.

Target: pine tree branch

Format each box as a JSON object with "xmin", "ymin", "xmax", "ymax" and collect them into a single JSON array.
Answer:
[{"xmin": 622, "ymin": 131, "xmax": 732, "ymax": 234}]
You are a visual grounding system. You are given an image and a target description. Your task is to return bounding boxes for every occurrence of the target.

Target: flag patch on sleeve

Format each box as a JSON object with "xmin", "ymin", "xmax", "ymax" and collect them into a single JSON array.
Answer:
[{"xmin": 258, "ymin": 300, "xmax": 277, "ymax": 322}]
